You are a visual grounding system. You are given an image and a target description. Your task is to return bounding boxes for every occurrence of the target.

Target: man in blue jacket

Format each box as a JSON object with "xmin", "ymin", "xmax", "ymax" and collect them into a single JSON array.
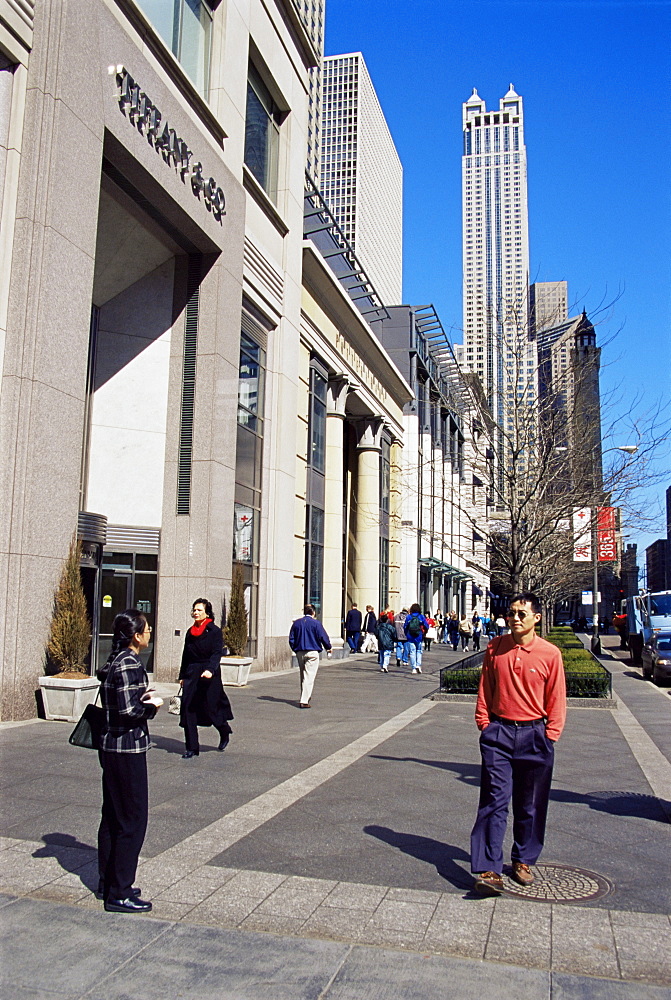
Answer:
[
  {"xmin": 289, "ymin": 605, "xmax": 332, "ymax": 708},
  {"xmin": 344, "ymin": 603, "xmax": 362, "ymax": 653}
]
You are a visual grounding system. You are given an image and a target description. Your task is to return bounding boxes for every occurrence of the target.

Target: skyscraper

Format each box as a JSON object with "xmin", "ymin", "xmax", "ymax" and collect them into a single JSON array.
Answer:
[
  {"xmin": 320, "ymin": 52, "xmax": 403, "ymax": 306},
  {"xmin": 529, "ymin": 280, "xmax": 568, "ymax": 334},
  {"xmin": 461, "ymin": 86, "xmax": 532, "ymax": 427}
]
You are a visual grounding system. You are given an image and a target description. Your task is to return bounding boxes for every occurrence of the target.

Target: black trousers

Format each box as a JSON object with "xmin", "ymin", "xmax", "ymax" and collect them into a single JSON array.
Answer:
[
  {"xmin": 182, "ymin": 707, "xmax": 231, "ymax": 753},
  {"xmin": 98, "ymin": 750, "xmax": 148, "ymax": 899}
]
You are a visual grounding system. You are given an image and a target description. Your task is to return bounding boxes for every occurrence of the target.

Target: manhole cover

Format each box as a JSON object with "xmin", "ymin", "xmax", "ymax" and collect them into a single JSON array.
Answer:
[{"xmin": 500, "ymin": 863, "xmax": 613, "ymax": 903}]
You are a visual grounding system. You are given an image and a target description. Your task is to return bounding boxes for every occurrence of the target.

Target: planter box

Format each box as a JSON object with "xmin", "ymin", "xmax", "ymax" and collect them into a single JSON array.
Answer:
[
  {"xmin": 220, "ymin": 656, "xmax": 253, "ymax": 686},
  {"xmin": 38, "ymin": 676, "xmax": 99, "ymax": 722}
]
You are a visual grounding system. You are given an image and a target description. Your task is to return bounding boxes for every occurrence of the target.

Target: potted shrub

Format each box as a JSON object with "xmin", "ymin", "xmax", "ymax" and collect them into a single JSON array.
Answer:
[
  {"xmin": 221, "ymin": 564, "xmax": 253, "ymax": 686},
  {"xmin": 38, "ymin": 539, "xmax": 99, "ymax": 721}
]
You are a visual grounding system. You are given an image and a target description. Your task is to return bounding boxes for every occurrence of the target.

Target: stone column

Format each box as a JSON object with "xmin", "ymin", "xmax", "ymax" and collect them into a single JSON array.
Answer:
[
  {"xmin": 388, "ymin": 436, "xmax": 403, "ymax": 612},
  {"xmin": 322, "ymin": 377, "xmax": 349, "ymax": 646},
  {"xmin": 353, "ymin": 416, "xmax": 383, "ymax": 608}
]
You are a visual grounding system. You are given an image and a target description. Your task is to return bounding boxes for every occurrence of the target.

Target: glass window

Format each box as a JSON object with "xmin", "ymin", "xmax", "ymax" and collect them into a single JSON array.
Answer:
[
  {"xmin": 138, "ymin": 0, "xmax": 212, "ymax": 98},
  {"xmin": 245, "ymin": 66, "xmax": 281, "ymax": 202},
  {"xmin": 304, "ymin": 506, "xmax": 324, "ymax": 616},
  {"xmin": 308, "ymin": 368, "xmax": 327, "ymax": 473}
]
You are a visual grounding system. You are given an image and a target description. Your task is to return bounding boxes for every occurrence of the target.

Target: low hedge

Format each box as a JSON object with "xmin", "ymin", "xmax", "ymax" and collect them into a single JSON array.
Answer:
[{"xmin": 440, "ymin": 629, "xmax": 611, "ymax": 698}]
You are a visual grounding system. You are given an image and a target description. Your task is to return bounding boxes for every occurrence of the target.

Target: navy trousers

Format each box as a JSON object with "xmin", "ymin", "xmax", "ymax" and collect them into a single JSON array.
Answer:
[
  {"xmin": 470, "ymin": 718, "xmax": 554, "ymax": 874},
  {"xmin": 346, "ymin": 631, "xmax": 361, "ymax": 652}
]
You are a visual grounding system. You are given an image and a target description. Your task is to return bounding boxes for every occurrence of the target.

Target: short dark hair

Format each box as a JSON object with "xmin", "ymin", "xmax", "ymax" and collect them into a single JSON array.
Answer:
[
  {"xmin": 304, "ymin": 604, "xmax": 315, "ymax": 616},
  {"xmin": 192, "ymin": 598, "xmax": 214, "ymax": 619},
  {"xmin": 409, "ymin": 603, "xmax": 421, "ymax": 614},
  {"xmin": 510, "ymin": 592, "xmax": 541, "ymax": 615}
]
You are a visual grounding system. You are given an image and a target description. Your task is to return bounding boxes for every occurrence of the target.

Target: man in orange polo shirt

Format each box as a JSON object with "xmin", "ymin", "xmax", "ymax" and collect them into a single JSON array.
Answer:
[{"xmin": 470, "ymin": 592, "xmax": 566, "ymax": 895}]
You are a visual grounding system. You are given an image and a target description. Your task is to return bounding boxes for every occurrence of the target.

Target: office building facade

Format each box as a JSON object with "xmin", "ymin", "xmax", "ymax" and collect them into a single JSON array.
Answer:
[
  {"xmin": 529, "ymin": 280, "xmax": 568, "ymax": 334},
  {"xmin": 320, "ymin": 52, "xmax": 403, "ymax": 306}
]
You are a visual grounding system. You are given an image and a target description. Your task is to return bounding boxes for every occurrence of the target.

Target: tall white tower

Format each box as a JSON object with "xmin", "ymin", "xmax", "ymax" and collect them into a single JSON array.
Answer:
[
  {"xmin": 320, "ymin": 52, "xmax": 403, "ymax": 306},
  {"xmin": 461, "ymin": 86, "xmax": 531, "ymax": 428}
]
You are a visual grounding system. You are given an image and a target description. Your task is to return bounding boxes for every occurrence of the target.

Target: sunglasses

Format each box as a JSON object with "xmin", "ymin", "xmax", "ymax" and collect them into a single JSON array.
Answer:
[{"xmin": 506, "ymin": 609, "xmax": 533, "ymax": 620}]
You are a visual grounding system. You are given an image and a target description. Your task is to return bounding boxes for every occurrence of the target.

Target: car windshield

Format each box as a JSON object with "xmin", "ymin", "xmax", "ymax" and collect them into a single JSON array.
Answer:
[
  {"xmin": 656, "ymin": 637, "xmax": 671, "ymax": 651},
  {"xmin": 650, "ymin": 595, "xmax": 671, "ymax": 617}
]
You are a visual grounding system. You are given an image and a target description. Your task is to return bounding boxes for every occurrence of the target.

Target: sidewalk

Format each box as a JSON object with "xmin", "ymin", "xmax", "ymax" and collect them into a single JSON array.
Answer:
[{"xmin": 1, "ymin": 643, "xmax": 670, "ymax": 998}]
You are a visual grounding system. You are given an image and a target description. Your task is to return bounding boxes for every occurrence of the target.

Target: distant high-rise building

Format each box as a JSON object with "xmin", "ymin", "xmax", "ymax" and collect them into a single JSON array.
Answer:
[
  {"xmin": 461, "ymin": 86, "xmax": 532, "ymax": 428},
  {"xmin": 297, "ymin": 0, "xmax": 325, "ymax": 185},
  {"xmin": 529, "ymin": 280, "xmax": 568, "ymax": 334},
  {"xmin": 320, "ymin": 52, "xmax": 403, "ymax": 306}
]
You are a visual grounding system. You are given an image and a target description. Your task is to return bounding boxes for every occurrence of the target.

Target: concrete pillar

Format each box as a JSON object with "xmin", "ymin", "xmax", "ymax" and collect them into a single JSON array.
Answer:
[
  {"xmin": 353, "ymin": 417, "xmax": 383, "ymax": 608},
  {"xmin": 388, "ymin": 437, "xmax": 403, "ymax": 612},
  {"xmin": 322, "ymin": 377, "xmax": 349, "ymax": 646}
]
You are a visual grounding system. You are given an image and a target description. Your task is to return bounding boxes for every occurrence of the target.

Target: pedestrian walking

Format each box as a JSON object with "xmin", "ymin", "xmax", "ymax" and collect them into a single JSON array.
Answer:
[
  {"xmin": 424, "ymin": 616, "xmax": 436, "ymax": 651},
  {"xmin": 404, "ymin": 604, "xmax": 429, "ymax": 673},
  {"xmin": 472, "ymin": 613, "xmax": 482, "ymax": 652},
  {"xmin": 360, "ymin": 605, "xmax": 378, "ymax": 653},
  {"xmin": 97, "ymin": 610, "xmax": 163, "ymax": 913},
  {"xmin": 447, "ymin": 612, "xmax": 460, "ymax": 650},
  {"xmin": 376, "ymin": 612, "xmax": 396, "ymax": 672},
  {"xmin": 434, "ymin": 610, "xmax": 445, "ymax": 643},
  {"xmin": 495, "ymin": 614, "xmax": 506, "ymax": 636},
  {"xmin": 394, "ymin": 609, "xmax": 409, "ymax": 666},
  {"xmin": 459, "ymin": 615, "xmax": 472, "ymax": 650},
  {"xmin": 178, "ymin": 599, "xmax": 234, "ymax": 759},
  {"xmin": 289, "ymin": 604, "xmax": 332, "ymax": 707},
  {"xmin": 470, "ymin": 592, "xmax": 566, "ymax": 895},
  {"xmin": 345, "ymin": 603, "xmax": 362, "ymax": 653}
]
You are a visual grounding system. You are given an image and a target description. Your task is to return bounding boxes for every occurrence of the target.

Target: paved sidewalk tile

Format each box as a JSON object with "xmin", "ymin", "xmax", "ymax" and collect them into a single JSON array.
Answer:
[
  {"xmin": 485, "ymin": 897, "xmax": 552, "ymax": 970},
  {"xmin": 325, "ymin": 946, "xmax": 550, "ymax": 1000},
  {"xmin": 551, "ymin": 971, "xmax": 671, "ymax": 999},
  {"xmin": 551, "ymin": 905, "xmax": 619, "ymax": 980},
  {"xmin": 83, "ymin": 922, "xmax": 350, "ymax": 1000},
  {"xmin": 423, "ymin": 893, "xmax": 495, "ymax": 960},
  {"xmin": 610, "ymin": 909, "xmax": 671, "ymax": 983}
]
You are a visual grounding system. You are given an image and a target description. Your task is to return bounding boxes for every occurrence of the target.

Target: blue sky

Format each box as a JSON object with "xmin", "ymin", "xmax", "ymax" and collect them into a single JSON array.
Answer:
[{"xmin": 325, "ymin": 0, "xmax": 671, "ymax": 561}]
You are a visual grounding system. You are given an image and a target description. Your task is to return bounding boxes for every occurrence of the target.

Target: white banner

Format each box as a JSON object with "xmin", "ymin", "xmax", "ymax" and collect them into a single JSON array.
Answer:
[{"xmin": 573, "ymin": 507, "xmax": 591, "ymax": 562}]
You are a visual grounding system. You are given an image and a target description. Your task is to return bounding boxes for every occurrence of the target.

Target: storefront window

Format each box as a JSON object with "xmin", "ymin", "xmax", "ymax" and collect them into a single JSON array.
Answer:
[{"xmin": 139, "ymin": 0, "xmax": 212, "ymax": 98}]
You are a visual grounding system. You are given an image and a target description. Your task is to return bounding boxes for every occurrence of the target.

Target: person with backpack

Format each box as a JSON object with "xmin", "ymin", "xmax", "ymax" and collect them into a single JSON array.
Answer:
[
  {"xmin": 393, "ymin": 609, "xmax": 409, "ymax": 666},
  {"xmin": 404, "ymin": 603, "xmax": 429, "ymax": 673},
  {"xmin": 376, "ymin": 611, "xmax": 397, "ymax": 672}
]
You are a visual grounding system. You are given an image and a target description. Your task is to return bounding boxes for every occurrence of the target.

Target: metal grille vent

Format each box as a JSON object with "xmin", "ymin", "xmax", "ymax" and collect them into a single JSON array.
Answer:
[
  {"xmin": 105, "ymin": 525, "xmax": 160, "ymax": 553},
  {"xmin": 177, "ymin": 256, "xmax": 202, "ymax": 515}
]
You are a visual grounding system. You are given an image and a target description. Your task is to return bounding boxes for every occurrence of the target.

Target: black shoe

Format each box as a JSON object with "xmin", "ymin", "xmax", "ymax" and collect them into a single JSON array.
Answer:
[
  {"xmin": 96, "ymin": 881, "xmax": 141, "ymax": 900},
  {"xmin": 217, "ymin": 737, "xmax": 229, "ymax": 752},
  {"xmin": 181, "ymin": 750, "xmax": 199, "ymax": 758},
  {"xmin": 104, "ymin": 895, "xmax": 152, "ymax": 913}
]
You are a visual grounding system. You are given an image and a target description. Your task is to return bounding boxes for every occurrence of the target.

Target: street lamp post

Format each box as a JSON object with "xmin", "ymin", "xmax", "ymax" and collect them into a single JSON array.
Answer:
[{"xmin": 591, "ymin": 445, "xmax": 638, "ymax": 655}]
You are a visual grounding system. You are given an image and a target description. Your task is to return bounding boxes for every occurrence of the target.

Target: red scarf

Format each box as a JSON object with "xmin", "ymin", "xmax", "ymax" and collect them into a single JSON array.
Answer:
[{"xmin": 189, "ymin": 617, "xmax": 212, "ymax": 637}]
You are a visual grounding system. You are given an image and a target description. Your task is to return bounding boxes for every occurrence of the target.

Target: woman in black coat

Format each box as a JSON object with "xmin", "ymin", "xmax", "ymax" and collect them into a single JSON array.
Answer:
[{"xmin": 178, "ymin": 598, "xmax": 233, "ymax": 759}]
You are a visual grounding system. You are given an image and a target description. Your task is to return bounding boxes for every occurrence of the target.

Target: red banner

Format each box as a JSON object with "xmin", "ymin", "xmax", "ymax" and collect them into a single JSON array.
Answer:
[{"xmin": 597, "ymin": 506, "xmax": 617, "ymax": 562}]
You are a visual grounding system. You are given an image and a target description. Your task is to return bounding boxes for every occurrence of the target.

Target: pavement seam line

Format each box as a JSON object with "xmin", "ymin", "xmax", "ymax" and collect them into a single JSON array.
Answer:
[
  {"xmin": 317, "ymin": 942, "xmax": 353, "ymax": 999},
  {"xmin": 147, "ymin": 698, "xmax": 436, "ymax": 868},
  {"xmin": 609, "ymin": 698, "xmax": 671, "ymax": 817},
  {"xmin": 72, "ymin": 921, "xmax": 174, "ymax": 1000},
  {"xmin": 607, "ymin": 907, "xmax": 624, "ymax": 981}
]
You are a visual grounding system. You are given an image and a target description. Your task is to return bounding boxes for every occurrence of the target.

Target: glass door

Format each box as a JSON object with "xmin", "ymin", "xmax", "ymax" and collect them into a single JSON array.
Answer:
[{"xmin": 99, "ymin": 568, "xmax": 132, "ymax": 668}]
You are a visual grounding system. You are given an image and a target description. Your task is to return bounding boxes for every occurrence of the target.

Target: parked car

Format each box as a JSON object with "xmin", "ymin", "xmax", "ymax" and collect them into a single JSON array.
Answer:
[{"xmin": 641, "ymin": 631, "xmax": 671, "ymax": 685}]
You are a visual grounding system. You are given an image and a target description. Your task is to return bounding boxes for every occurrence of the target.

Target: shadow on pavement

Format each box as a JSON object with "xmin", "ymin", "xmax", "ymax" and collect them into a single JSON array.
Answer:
[
  {"xmin": 32, "ymin": 832, "xmax": 97, "ymax": 890},
  {"xmin": 550, "ymin": 789, "xmax": 670, "ymax": 823},
  {"xmin": 364, "ymin": 824, "xmax": 473, "ymax": 892},
  {"xmin": 150, "ymin": 734, "xmax": 190, "ymax": 754},
  {"xmin": 370, "ymin": 755, "xmax": 481, "ymax": 786},
  {"xmin": 256, "ymin": 695, "xmax": 300, "ymax": 707}
]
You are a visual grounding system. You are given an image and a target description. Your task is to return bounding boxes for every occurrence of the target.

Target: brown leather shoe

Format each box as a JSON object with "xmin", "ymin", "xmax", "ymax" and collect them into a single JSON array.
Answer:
[
  {"xmin": 474, "ymin": 871, "xmax": 504, "ymax": 895},
  {"xmin": 512, "ymin": 862, "xmax": 534, "ymax": 886}
]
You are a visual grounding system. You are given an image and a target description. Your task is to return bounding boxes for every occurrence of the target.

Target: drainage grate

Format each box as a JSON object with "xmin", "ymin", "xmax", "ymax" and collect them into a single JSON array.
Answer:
[{"xmin": 501, "ymin": 863, "xmax": 613, "ymax": 903}]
